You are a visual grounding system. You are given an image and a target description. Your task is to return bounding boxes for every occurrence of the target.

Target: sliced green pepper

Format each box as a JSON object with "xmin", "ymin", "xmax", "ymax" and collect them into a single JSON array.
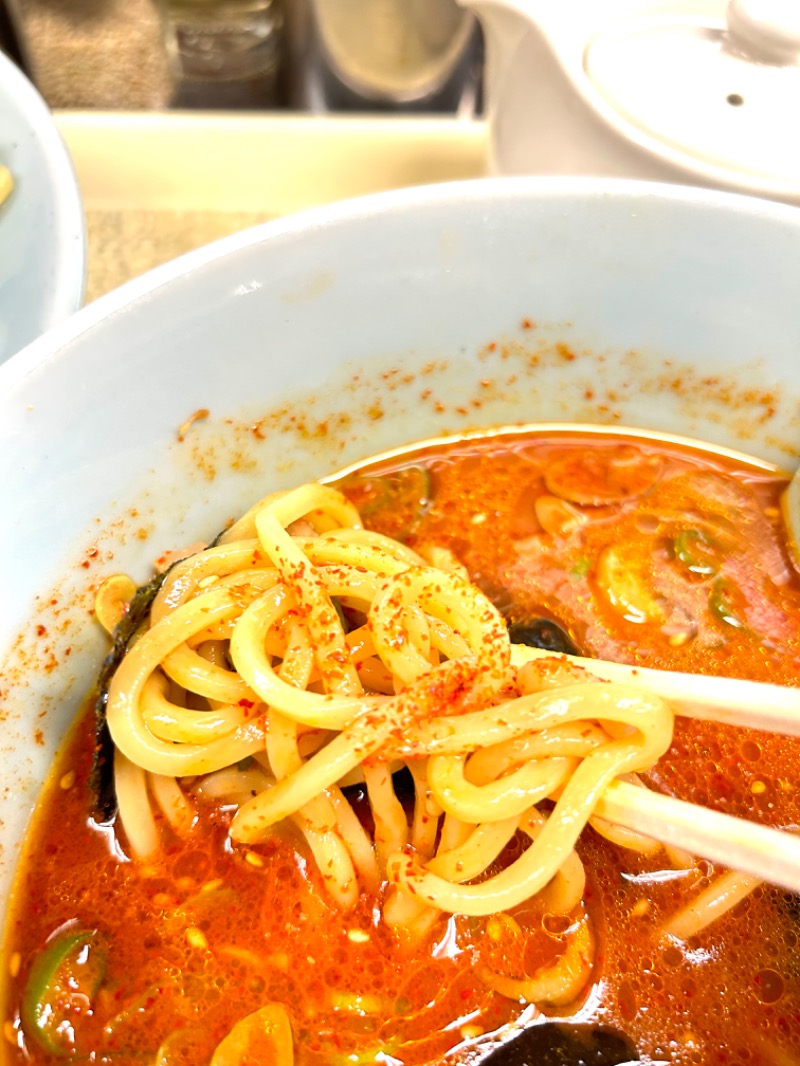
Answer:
[
  {"xmin": 570, "ymin": 556, "xmax": 591, "ymax": 579},
  {"xmin": 709, "ymin": 577, "xmax": 747, "ymax": 630},
  {"xmin": 673, "ymin": 529, "xmax": 719, "ymax": 576},
  {"xmin": 336, "ymin": 465, "xmax": 432, "ymax": 540},
  {"xmin": 103, "ymin": 981, "xmax": 171, "ymax": 1039},
  {"xmin": 21, "ymin": 927, "xmax": 106, "ymax": 1055},
  {"xmin": 155, "ymin": 1026, "xmax": 209, "ymax": 1065}
]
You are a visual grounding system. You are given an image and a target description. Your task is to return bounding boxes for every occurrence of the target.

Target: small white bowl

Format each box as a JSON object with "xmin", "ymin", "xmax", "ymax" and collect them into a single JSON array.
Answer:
[
  {"xmin": 1, "ymin": 176, "xmax": 799, "ymax": 932},
  {"xmin": 0, "ymin": 51, "xmax": 85, "ymax": 364}
]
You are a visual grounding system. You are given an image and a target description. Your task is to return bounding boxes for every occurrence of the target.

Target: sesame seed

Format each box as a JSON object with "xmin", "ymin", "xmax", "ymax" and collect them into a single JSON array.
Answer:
[
  {"xmin": 186, "ymin": 927, "xmax": 208, "ymax": 950},
  {"xmin": 460, "ymin": 1024, "xmax": 484, "ymax": 1040}
]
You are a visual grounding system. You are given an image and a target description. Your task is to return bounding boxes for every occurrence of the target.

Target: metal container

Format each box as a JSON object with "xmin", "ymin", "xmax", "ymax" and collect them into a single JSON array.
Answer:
[{"xmin": 311, "ymin": 0, "xmax": 476, "ymax": 104}]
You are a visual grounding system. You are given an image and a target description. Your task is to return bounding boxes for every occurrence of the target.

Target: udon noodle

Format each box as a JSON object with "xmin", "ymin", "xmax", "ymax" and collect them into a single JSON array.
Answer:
[
  {"xmin": 104, "ymin": 481, "xmax": 679, "ymax": 969},
  {"xmin": 9, "ymin": 429, "xmax": 800, "ymax": 1066}
]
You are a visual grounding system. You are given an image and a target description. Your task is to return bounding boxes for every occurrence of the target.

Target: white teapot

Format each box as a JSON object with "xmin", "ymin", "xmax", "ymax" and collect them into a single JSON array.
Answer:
[{"xmin": 460, "ymin": 0, "xmax": 800, "ymax": 204}]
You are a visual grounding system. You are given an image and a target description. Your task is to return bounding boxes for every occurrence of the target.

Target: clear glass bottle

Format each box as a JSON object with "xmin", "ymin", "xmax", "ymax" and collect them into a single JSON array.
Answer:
[{"xmin": 157, "ymin": 0, "xmax": 283, "ymax": 87}]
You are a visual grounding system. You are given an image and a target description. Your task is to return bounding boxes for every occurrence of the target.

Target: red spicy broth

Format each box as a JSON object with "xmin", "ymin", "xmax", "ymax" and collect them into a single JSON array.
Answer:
[{"xmin": 4, "ymin": 428, "xmax": 800, "ymax": 1066}]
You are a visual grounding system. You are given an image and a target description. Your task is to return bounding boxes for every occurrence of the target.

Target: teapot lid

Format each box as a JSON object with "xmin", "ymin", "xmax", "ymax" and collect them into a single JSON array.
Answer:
[{"xmin": 584, "ymin": 0, "xmax": 800, "ymax": 187}]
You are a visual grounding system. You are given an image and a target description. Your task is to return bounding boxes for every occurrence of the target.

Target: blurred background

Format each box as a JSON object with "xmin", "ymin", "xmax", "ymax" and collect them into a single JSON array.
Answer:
[
  {"xmin": 0, "ymin": 0, "xmax": 486, "ymax": 308},
  {"xmin": 2, "ymin": 0, "xmax": 796, "ymax": 324},
  {"xmin": 0, "ymin": 0, "xmax": 483, "ymax": 114}
]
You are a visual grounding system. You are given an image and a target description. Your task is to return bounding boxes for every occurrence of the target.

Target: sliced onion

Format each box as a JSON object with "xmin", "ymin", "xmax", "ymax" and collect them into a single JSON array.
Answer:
[{"xmin": 544, "ymin": 448, "xmax": 661, "ymax": 506}]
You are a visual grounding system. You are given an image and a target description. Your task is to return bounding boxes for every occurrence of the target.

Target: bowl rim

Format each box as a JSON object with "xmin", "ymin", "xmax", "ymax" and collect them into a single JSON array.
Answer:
[
  {"xmin": 2, "ymin": 174, "xmax": 798, "ymax": 396},
  {"xmin": 4, "ymin": 170, "xmax": 800, "ymax": 1001},
  {"xmin": 0, "ymin": 50, "xmax": 86, "ymax": 344}
]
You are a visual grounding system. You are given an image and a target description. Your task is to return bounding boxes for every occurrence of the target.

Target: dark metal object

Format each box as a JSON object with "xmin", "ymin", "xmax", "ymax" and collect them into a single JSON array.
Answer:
[
  {"xmin": 476, "ymin": 1022, "xmax": 640, "ymax": 1066},
  {"xmin": 285, "ymin": 0, "xmax": 483, "ymax": 114},
  {"xmin": 507, "ymin": 617, "xmax": 581, "ymax": 657}
]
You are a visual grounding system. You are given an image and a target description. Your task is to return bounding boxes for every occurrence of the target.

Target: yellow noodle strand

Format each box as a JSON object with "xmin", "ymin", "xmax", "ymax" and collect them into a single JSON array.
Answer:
[
  {"xmin": 427, "ymin": 751, "xmax": 577, "ymax": 824},
  {"xmin": 103, "ymin": 480, "xmax": 683, "ymax": 976},
  {"xmin": 114, "ymin": 751, "xmax": 159, "ymax": 859}
]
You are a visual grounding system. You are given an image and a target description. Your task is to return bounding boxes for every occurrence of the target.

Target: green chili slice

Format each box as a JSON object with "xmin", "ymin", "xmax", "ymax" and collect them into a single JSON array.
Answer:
[
  {"xmin": 335, "ymin": 465, "xmax": 432, "ymax": 540},
  {"xmin": 709, "ymin": 577, "xmax": 747, "ymax": 630},
  {"xmin": 673, "ymin": 529, "xmax": 719, "ymax": 576},
  {"xmin": 21, "ymin": 928, "xmax": 106, "ymax": 1055}
]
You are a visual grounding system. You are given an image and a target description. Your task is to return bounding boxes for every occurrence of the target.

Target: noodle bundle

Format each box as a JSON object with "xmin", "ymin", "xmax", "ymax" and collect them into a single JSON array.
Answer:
[
  {"xmin": 103, "ymin": 482, "xmax": 677, "ymax": 996},
  {"xmin": 13, "ymin": 429, "xmax": 799, "ymax": 1066}
]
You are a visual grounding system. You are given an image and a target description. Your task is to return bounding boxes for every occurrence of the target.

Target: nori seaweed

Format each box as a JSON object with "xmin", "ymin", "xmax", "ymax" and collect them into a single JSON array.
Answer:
[
  {"xmin": 90, "ymin": 527, "xmax": 228, "ymax": 821},
  {"xmin": 89, "ymin": 568, "xmax": 172, "ymax": 823}
]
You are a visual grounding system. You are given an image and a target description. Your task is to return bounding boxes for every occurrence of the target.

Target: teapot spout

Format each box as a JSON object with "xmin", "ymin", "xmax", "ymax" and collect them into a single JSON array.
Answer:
[
  {"xmin": 457, "ymin": 0, "xmax": 535, "ymax": 48},
  {"xmin": 457, "ymin": 0, "xmax": 538, "ymax": 111}
]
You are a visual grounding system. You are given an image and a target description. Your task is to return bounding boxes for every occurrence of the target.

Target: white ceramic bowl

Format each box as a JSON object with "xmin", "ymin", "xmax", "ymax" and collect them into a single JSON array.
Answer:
[
  {"xmin": 0, "ymin": 51, "xmax": 85, "ymax": 365},
  {"xmin": 1, "ymin": 176, "xmax": 800, "ymax": 934}
]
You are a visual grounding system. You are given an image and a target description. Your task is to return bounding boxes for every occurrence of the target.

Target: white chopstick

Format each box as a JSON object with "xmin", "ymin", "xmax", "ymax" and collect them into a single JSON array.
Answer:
[
  {"xmin": 510, "ymin": 645, "xmax": 800, "ymax": 737},
  {"xmin": 597, "ymin": 780, "xmax": 800, "ymax": 896},
  {"xmin": 509, "ymin": 644, "xmax": 800, "ymax": 892}
]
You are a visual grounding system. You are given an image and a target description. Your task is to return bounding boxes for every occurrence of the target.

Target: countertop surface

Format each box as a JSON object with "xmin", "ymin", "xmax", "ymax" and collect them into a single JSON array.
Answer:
[{"xmin": 56, "ymin": 112, "xmax": 488, "ymax": 304}]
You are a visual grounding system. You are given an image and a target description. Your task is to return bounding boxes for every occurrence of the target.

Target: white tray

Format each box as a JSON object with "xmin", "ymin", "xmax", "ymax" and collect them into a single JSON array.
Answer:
[{"xmin": 56, "ymin": 112, "xmax": 487, "ymax": 301}]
